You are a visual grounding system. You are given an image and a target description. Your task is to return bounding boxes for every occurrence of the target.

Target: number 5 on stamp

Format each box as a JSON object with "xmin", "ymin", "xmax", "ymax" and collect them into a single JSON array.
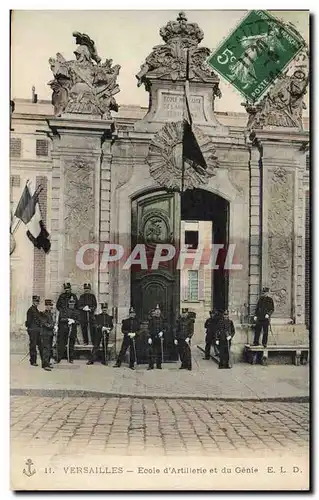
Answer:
[{"xmin": 206, "ymin": 10, "xmax": 306, "ymax": 102}]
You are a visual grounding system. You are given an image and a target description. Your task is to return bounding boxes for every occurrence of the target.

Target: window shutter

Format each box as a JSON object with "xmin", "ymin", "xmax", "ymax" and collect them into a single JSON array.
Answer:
[
  {"xmin": 181, "ymin": 270, "xmax": 188, "ymax": 301},
  {"xmin": 36, "ymin": 139, "xmax": 49, "ymax": 157},
  {"xmin": 198, "ymin": 268, "xmax": 205, "ymax": 300},
  {"xmin": 10, "ymin": 175, "xmax": 20, "ymax": 187},
  {"xmin": 10, "ymin": 138, "xmax": 21, "ymax": 157}
]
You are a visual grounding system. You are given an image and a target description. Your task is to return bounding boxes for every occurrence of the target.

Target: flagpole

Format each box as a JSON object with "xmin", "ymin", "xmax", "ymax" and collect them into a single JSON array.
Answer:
[{"xmin": 181, "ymin": 48, "xmax": 191, "ymax": 194}]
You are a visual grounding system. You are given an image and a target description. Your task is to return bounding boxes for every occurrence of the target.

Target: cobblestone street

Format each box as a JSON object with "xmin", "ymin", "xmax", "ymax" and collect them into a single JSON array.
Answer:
[{"xmin": 11, "ymin": 396, "xmax": 309, "ymax": 457}]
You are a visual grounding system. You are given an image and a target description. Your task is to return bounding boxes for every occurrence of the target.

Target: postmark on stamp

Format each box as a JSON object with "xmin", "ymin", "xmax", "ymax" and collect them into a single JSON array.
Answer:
[{"xmin": 206, "ymin": 10, "xmax": 306, "ymax": 102}]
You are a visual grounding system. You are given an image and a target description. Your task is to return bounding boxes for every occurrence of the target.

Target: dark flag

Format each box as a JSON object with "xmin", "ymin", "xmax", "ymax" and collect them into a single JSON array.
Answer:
[
  {"xmin": 181, "ymin": 49, "xmax": 207, "ymax": 187},
  {"xmin": 14, "ymin": 184, "xmax": 34, "ymax": 224},
  {"xmin": 182, "ymin": 119, "xmax": 207, "ymax": 176},
  {"xmin": 14, "ymin": 183, "xmax": 51, "ymax": 253}
]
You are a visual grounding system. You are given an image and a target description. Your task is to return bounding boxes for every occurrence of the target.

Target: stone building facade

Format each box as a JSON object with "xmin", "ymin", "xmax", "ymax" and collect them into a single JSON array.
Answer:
[{"xmin": 10, "ymin": 13, "xmax": 310, "ymax": 359}]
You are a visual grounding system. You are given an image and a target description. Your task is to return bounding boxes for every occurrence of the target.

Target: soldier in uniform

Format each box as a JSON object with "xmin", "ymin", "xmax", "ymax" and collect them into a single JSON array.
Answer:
[
  {"xmin": 253, "ymin": 287, "xmax": 275, "ymax": 347},
  {"xmin": 25, "ymin": 295, "xmax": 43, "ymax": 366},
  {"xmin": 40, "ymin": 299, "xmax": 55, "ymax": 371},
  {"xmin": 216, "ymin": 310, "xmax": 235, "ymax": 369},
  {"xmin": 174, "ymin": 308, "xmax": 194, "ymax": 370},
  {"xmin": 204, "ymin": 309, "xmax": 222, "ymax": 360},
  {"xmin": 56, "ymin": 296, "xmax": 80, "ymax": 363},
  {"xmin": 147, "ymin": 304, "xmax": 166, "ymax": 370},
  {"xmin": 56, "ymin": 283, "xmax": 78, "ymax": 311},
  {"xmin": 114, "ymin": 306, "xmax": 140, "ymax": 370},
  {"xmin": 78, "ymin": 283, "xmax": 97, "ymax": 345},
  {"xmin": 87, "ymin": 302, "xmax": 113, "ymax": 365}
]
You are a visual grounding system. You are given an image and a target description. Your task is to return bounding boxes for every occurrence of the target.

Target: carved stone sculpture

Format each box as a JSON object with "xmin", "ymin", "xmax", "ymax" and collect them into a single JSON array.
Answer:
[
  {"xmin": 268, "ymin": 168, "xmax": 294, "ymax": 316},
  {"xmin": 136, "ymin": 12, "xmax": 221, "ymax": 100},
  {"xmin": 48, "ymin": 32, "xmax": 121, "ymax": 118},
  {"xmin": 146, "ymin": 121, "xmax": 218, "ymax": 190},
  {"xmin": 243, "ymin": 48, "xmax": 309, "ymax": 129}
]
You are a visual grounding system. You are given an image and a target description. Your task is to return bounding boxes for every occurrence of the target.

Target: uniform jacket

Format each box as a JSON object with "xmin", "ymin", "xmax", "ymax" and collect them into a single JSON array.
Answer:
[
  {"xmin": 122, "ymin": 317, "xmax": 140, "ymax": 335},
  {"xmin": 216, "ymin": 318, "xmax": 235, "ymax": 343},
  {"xmin": 148, "ymin": 316, "xmax": 166, "ymax": 338},
  {"xmin": 205, "ymin": 314, "xmax": 222, "ymax": 336},
  {"xmin": 40, "ymin": 310, "xmax": 55, "ymax": 336},
  {"xmin": 255, "ymin": 296, "xmax": 274, "ymax": 321},
  {"xmin": 59, "ymin": 308, "xmax": 80, "ymax": 334},
  {"xmin": 25, "ymin": 305, "xmax": 42, "ymax": 332},
  {"xmin": 78, "ymin": 293, "xmax": 97, "ymax": 316},
  {"xmin": 56, "ymin": 292, "xmax": 78, "ymax": 311},
  {"xmin": 176, "ymin": 315, "xmax": 194, "ymax": 341},
  {"xmin": 96, "ymin": 313, "xmax": 113, "ymax": 331}
]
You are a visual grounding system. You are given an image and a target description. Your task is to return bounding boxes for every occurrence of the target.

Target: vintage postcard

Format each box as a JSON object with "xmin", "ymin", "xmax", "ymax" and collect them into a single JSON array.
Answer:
[{"xmin": 10, "ymin": 9, "xmax": 310, "ymax": 491}]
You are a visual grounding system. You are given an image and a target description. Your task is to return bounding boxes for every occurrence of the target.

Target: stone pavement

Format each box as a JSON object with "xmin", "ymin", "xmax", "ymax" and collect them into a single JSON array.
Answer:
[
  {"xmin": 11, "ymin": 395, "xmax": 309, "ymax": 457},
  {"xmin": 10, "ymin": 349, "xmax": 309, "ymax": 400}
]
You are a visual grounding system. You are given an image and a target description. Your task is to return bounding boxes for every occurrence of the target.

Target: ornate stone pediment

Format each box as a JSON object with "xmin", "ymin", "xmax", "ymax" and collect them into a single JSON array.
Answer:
[
  {"xmin": 146, "ymin": 121, "xmax": 218, "ymax": 190},
  {"xmin": 243, "ymin": 48, "xmax": 309, "ymax": 130},
  {"xmin": 48, "ymin": 32, "xmax": 121, "ymax": 118},
  {"xmin": 136, "ymin": 12, "xmax": 221, "ymax": 99}
]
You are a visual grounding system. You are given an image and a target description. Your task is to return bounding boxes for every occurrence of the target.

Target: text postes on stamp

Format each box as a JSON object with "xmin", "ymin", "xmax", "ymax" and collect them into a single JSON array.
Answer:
[{"xmin": 206, "ymin": 10, "xmax": 306, "ymax": 102}]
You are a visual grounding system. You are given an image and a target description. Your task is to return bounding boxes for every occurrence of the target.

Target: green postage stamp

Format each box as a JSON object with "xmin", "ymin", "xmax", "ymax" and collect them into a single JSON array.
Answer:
[{"xmin": 206, "ymin": 10, "xmax": 306, "ymax": 102}]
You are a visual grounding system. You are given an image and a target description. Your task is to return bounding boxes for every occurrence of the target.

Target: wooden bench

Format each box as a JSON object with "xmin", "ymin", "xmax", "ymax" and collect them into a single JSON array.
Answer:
[{"xmin": 244, "ymin": 344, "xmax": 309, "ymax": 366}]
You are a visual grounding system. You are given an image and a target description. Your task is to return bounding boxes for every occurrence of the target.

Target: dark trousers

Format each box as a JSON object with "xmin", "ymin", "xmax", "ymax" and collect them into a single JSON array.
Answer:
[
  {"xmin": 27, "ymin": 329, "xmax": 42, "ymax": 365},
  {"xmin": 253, "ymin": 320, "xmax": 269, "ymax": 346},
  {"xmin": 88, "ymin": 331, "xmax": 109, "ymax": 364},
  {"xmin": 116, "ymin": 335, "xmax": 135, "ymax": 367},
  {"xmin": 149, "ymin": 337, "xmax": 162, "ymax": 368},
  {"xmin": 80, "ymin": 315, "xmax": 95, "ymax": 344},
  {"xmin": 40, "ymin": 333, "xmax": 53, "ymax": 368},
  {"xmin": 204, "ymin": 333, "xmax": 217, "ymax": 359},
  {"xmin": 57, "ymin": 324, "xmax": 77, "ymax": 362},
  {"xmin": 219, "ymin": 339, "xmax": 231, "ymax": 368},
  {"xmin": 178, "ymin": 339, "xmax": 192, "ymax": 369}
]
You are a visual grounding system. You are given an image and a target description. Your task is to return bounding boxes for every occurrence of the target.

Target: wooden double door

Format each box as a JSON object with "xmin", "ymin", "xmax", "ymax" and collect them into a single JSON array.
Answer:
[{"xmin": 131, "ymin": 190, "xmax": 180, "ymax": 362}]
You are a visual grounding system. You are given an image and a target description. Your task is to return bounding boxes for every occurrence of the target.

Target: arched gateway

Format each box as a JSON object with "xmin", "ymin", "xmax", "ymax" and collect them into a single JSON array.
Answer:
[{"xmin": 10, "ymin": 12, "xmax": 309, "ymax": 361}]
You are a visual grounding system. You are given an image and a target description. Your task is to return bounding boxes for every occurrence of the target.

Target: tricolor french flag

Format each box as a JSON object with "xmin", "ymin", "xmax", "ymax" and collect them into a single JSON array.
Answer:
[{"xmin": 14, "ymin": 182, "xmax": 51, "ymax": 253}]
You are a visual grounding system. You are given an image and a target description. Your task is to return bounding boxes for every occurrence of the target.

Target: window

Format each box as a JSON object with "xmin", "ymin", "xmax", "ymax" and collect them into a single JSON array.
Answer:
[
  {"xmin": 10, "ymin": 138, "xmax": 21, "ymax": 157},
  {"xmin": 10, "ymin": 175, "xmax": 20, "ymax": 187},
  {"xmin": 185, "ymin": 230, "xmax": 198, "ymax": 249},
  {"xmin": 36, "ymin": 139, "xmax": 49, "ymax": 157},
  {"xmin": 188, "ymin": 270, "xmax": 199, "ymax": 301}
]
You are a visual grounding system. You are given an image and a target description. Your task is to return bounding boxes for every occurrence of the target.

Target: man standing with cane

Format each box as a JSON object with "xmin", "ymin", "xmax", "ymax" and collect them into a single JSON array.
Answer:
[
  {"xmin": 87, "ymin": 303, "xmax": 113, "ymax": 365},
  {"xmin": 56, "ymin": 296, "xmax": 80, "ymax": 363},
  {"xmin": 253, "ymin": 287, "xmax": 275, "ymax": 348},
  {"xmin": 175, "ymin": 308, "xmax": 194, "ymax": 370},
  {"xmin": 114, "ymin": 306, "xmax": 140, "ymax": 370},
  {"xmin": 216, "ymin": 310, "xmax": 235, "ymax": 369},
  {"xmin": 147, "ymin": 304, "xmax": 166, "ymax": 370},
  {"xmin": 40, "ymin": 299, "xmax": 55, "ymax": 371},
  {"xmin": 78, "ymin": 283, "xmax": 97, "ymax": 345},
  {"xmin": 25, "ymin": 295, "xmax": 43, "ymax": 367}
]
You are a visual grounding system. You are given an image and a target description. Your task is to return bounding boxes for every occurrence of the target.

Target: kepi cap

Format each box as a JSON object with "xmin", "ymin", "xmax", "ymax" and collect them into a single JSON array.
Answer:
[{"xmin": 64, "ymin": 282, "xmax": 71, "ymax": 290}]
